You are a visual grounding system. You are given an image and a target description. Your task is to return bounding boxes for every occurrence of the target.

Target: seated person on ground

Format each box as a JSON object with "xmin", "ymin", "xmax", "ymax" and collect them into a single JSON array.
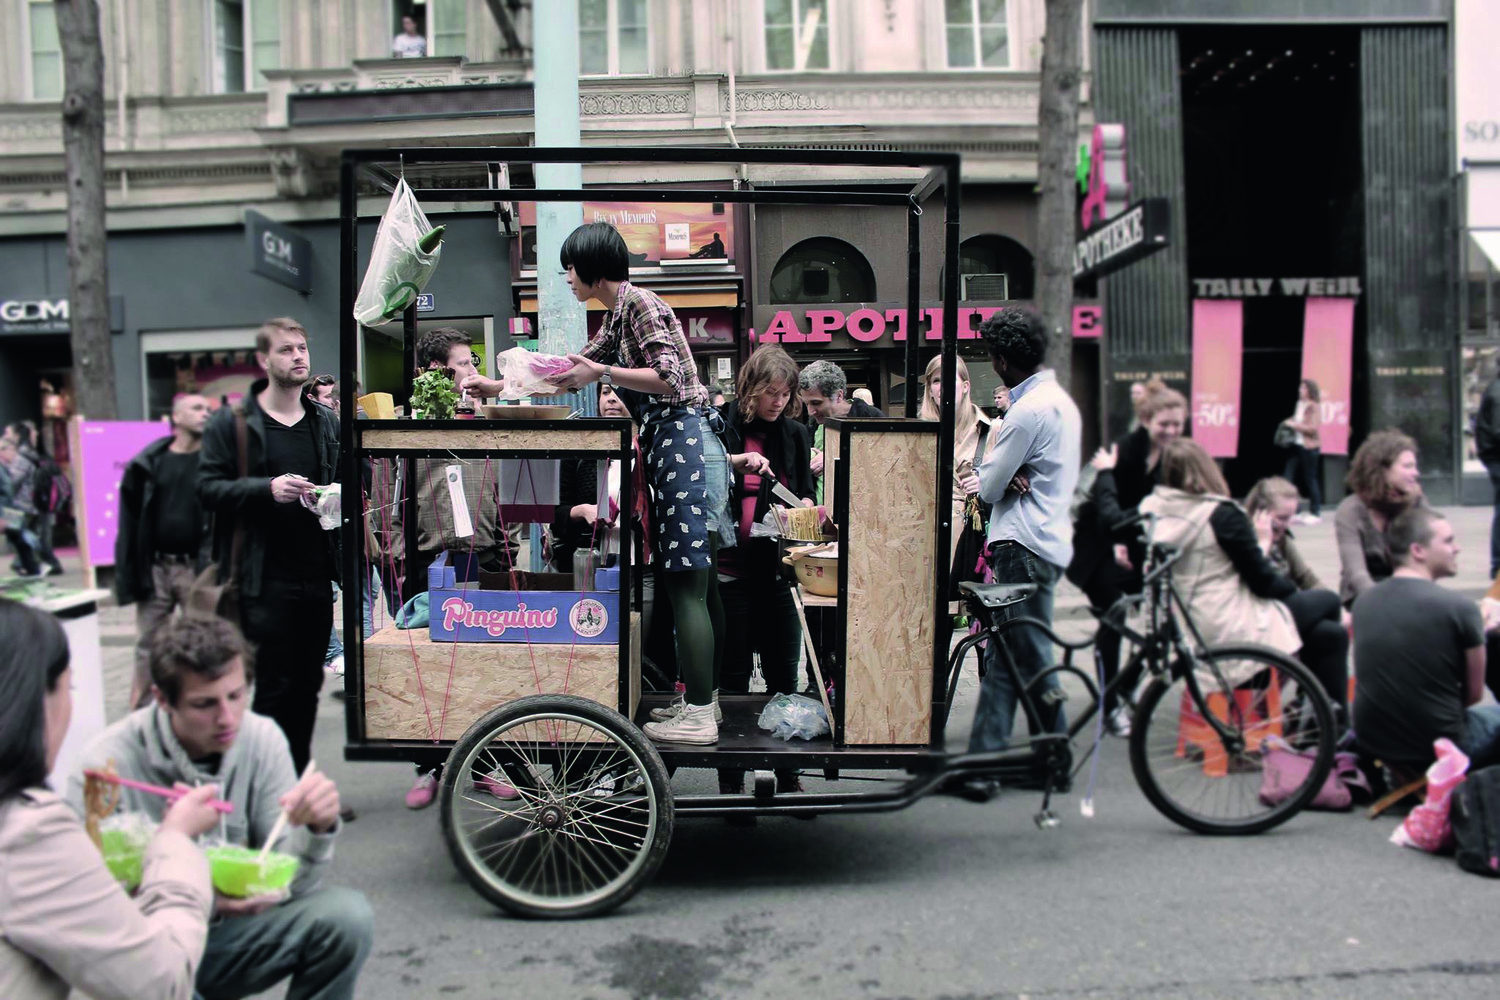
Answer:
[
  {"xmin": 67, "ymin": 616, "xmax": 374, "ymax": 1000},
  {"xmin": 1352, "ymin": 507, "xmax": 1500, "ymax": 771}
]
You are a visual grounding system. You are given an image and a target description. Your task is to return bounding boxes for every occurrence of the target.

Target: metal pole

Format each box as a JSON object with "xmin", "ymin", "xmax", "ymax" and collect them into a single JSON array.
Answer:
[
  {"xmin": 338, "ymin": 154, "xmax": 362, "ymax": 745},
  {"xmin": 905, "ymin": 202, "xmax": 922, "ymax": 418},
  {"xmin": 930, "ymin": 162, "xmax": 961, "ymax": 747}
]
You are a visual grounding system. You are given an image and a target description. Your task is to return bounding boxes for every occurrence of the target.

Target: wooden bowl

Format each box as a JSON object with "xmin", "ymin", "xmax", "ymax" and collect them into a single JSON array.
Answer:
[{"xmin": 480, "ymin": 404, "xmax": 572, "ymax": 420}]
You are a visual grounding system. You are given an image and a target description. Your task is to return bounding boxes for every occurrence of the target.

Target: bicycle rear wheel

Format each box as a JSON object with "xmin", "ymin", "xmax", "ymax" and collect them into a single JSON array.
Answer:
[{"xmin": 1129, "ymin": 645, "xmax": 1335, "ymax": 835}]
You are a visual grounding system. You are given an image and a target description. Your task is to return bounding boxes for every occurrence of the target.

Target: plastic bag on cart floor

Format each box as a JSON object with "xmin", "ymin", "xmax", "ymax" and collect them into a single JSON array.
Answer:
[
  {"xmin": 353, "ymin": 177, "xmax": 444, "ymax": 326},
  {"xmin": 492, "ymin": 345, "xmax": 576, "ymax": 399},
  {"xmin": 757, "ymin": 693, "xmax": 830, "ymax": 741}
]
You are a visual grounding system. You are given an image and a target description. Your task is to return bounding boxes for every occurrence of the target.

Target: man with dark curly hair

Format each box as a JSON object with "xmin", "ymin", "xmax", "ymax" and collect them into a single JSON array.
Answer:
[{"xmin": 954, "ymin": 307, "xmax": 1081, "ymax": 800}]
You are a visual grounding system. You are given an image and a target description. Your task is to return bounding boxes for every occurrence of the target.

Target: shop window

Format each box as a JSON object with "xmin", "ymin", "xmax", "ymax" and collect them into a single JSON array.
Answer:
[
  {"xmin": 955, "ymin": 234, "xmax": 1034, "ymax": 300},
  {"xmin": 764, "ymin": 0, "xmax": 829, "ymax": 71},
  {"xmin": 945, "ymin": 0, "xmax": 1009, "ymax": 70},
  {"xmin": 27, "ymin": 0, "xmax": 63, "ymax": 101},
  {"xmin": 580, "ymin": 0, "xmax": 649, "ymax": 76},
  {"xmin": 770, "ymin": 237, "xmax": 876, "ymax": 304},
  {"xmin": 1463, "ymin": 344, "xmax": 1500, "ymax": 473},
  {"xmin": 141, "ymin": 330, "xmax": 263, "ymax": 421},
  {"xmin": 210, "ymin": 0, "xmax": 281, "ymax": 94}
]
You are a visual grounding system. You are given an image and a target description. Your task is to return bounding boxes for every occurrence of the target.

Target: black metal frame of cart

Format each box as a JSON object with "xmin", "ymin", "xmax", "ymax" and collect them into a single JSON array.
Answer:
[{"xmin": 337, "ymin": 146, "xmax": 969, "ymax": 807}]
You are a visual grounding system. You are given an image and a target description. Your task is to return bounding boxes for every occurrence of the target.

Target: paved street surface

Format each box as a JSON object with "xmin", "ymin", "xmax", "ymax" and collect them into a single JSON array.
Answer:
[{"xmin": 65, "ymin": 506, "xmax": 1500, "ymax": 998}]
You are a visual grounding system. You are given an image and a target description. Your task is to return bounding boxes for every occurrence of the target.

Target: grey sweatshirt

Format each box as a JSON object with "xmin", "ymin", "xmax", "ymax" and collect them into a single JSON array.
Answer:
[{"xmin": 65, "ymin": 705, "xmax": 337, "ymax": 899}]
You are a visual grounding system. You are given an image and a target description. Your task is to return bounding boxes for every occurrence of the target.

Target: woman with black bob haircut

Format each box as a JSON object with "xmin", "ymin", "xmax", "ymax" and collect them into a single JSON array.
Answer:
[
  {"xmin": 0, "ymin": 599, "xmax": 224, "ymax": 998},
  {"xmin": 546, "ymin": 222, "xmax": 735, "ymax": 746}
]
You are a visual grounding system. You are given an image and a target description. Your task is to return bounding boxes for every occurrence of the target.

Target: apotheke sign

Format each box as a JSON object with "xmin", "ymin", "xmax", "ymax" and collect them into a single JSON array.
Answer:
[{"xmin": 750, "ymin": 303, "xmax": 1102, "ymax": 345}]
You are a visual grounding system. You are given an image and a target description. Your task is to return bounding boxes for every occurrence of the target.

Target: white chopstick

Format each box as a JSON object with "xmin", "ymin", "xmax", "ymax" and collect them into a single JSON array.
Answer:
[{"xmin": 258, "ymin": 758, "xmax": 315, "ymax": 865}]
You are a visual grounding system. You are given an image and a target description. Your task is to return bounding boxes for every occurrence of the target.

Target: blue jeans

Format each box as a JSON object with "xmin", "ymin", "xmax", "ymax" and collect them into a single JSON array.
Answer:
[
  {"xmin": 968, "ymin": 541, "xmax": 1067, "ymax": 753},
  {"xmin": 1467, "ymin": 705, "xmax": 1500, "ymax": 770},
  {"xmin": 1488, "ymin": 465, "xmax": 1500, "ymax": 578}
]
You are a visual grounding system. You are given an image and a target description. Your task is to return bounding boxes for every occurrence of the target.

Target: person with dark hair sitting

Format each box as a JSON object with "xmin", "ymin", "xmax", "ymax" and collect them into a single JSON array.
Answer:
[
  {"xmin": 1353, "ymin": 507, "xmax": 1500, "ymax": 771},
  {"xmin": 524, "ymin": 221, "xmax": 735, "ymax": 747},
  {"xmin": 0, "ymin": 599, "xmax": 223, "ymax": 999},
  {"xmin": 67, "ymin": 616, "xmax": 374, "ymax": 1000},
  {"xmin": 1335, "ymin": 428, "xmax": 1423, "ymax": 608}
]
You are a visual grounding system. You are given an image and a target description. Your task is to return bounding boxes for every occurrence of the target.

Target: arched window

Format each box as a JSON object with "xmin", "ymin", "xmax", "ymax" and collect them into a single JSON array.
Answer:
[
  {"xmin": 770, "ymin": 237, "xmax": 877, "ymax": 304},
  {"xmin": 956, "ymin": 234, "xmax": 1035, "ymax": 300}
]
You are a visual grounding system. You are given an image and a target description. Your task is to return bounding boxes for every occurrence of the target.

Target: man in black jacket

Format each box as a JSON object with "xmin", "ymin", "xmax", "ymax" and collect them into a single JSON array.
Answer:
[
  {"xmin": 198, "ymin": 318, "xmax": 339, "ymax": 775},
  {"xmin": 116, "ymin": 393, "xmax": 213, "ymax": 709},
  {"xmin": 1474, "ymin": 369, "xmax": 1500, "ymax": 577}
]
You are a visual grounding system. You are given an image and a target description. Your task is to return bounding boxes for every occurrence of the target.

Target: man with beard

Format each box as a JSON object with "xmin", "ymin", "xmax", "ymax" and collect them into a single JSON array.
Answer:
[
  {"xmin": 117, "ymin": 393, "xmax": 214, "ymax": 709},
  {"xmin": 198, "ymin": 318, "xmax": 339, "ymax": 776}
]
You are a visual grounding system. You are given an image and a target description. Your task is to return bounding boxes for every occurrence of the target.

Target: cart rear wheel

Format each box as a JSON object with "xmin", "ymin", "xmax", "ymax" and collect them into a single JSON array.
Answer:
[{"xmin": 439, "ymin": 694, "xmax": 673, "ymax": 918}]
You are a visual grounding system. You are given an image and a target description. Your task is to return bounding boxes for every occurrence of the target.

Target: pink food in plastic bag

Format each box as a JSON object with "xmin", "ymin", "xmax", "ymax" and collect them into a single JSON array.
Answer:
[
  {"xmin": 528, "ymin": 355, "xmax": 576, "ymax": 378},
  {"xmin": 1390, "ymin": 738, "xmax": 1469, "ymax": 854}
]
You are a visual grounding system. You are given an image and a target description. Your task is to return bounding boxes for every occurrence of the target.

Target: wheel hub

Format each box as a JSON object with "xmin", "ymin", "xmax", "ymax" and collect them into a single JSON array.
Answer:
[{"xmin": 537, "ymin": 805, "xmax": 566, "ymax": 830}]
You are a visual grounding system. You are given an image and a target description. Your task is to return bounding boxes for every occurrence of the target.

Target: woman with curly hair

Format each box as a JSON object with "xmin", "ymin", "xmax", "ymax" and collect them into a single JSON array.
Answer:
[{"xmin": 1335, "ymin": 429, "xmax": 1423, "ymax": 608}]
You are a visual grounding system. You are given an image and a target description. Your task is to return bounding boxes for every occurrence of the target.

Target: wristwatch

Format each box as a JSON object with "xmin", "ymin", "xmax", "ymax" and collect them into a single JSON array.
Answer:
[{"xmin": 600, "ymin": 365, "xmax": 614, "ymax": 386}]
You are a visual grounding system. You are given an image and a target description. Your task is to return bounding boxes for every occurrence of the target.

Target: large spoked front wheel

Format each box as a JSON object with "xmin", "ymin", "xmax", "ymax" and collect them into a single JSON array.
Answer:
[
  {"xmin": 439, "ymin": 694, "xmax": 674, "ymax": 918},
  {"xmin": 1129, "ymin": 645, "xmax": 1336, "ymax": 836}
]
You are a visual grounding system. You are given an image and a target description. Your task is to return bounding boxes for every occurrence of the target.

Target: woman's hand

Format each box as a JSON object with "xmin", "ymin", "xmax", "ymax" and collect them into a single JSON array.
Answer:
[
  {"xmin": 1091, "ymin": 444, "xmax": 1119, "ymax": 471},
  {"xmin": 159, "ymin": 783, "xmax": 221, "ymax": 839},
  {"xmin": 959, "ymin": 472, "xmax": 981, "ymax": 496},
  {"xmin": 733, "ymin": 452, "xmax": 772, "ymax": 476},
  {"xmin": 571, "ymin": 503, "xmax": 599, "ymax": 525},
  {"xmin": 1252, "ymin": 509, "xmax": 1275, "ymax": 553},
  {"xmin": 546, "ymin": 354, "xmax": 602, "ymax": 391},
  {"xmin": 1113, "ymin": 544, "xmax": 1133, "ymax": 571}
]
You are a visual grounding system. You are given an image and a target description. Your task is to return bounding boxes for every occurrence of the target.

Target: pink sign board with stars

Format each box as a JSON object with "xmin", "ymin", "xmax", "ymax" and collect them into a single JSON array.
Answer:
[{"xmin": 75, "ymin": 420, "xmax": 172, "ymax": 567}]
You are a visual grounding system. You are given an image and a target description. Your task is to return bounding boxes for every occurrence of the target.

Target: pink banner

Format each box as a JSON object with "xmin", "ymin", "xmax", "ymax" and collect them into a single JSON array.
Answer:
[
  {"xmin": 1190, "ymin": 299, "xmax": 1245, "ymax": 459},
  {"xmin": 77, "ymin": 420, "xmax": 172, "ymax": 567},
  {"xmin": 1301, "ymin": 297, "xmax": 1356, "ymax": 456}
]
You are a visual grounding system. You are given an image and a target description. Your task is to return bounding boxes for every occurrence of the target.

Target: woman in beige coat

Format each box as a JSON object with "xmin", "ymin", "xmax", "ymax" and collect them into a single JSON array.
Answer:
[{"xmin": 0, "ymin": 599, "xmax": 222, "ymax": 1000}]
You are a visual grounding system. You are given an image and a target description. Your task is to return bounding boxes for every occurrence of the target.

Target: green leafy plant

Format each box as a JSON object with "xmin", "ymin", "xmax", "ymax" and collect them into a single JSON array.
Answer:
[{"xmin": 411, "ymin": 368, "xmax": 459, "ymax": 420}]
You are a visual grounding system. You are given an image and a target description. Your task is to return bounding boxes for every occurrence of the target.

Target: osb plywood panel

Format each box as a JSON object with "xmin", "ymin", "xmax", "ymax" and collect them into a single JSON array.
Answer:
[
  {"xmin": 362, "ymin": 615, "xmax": 639, "ymax": 741},
  {"xmin": 363, "ymin": 427, "xmax": 621, "ymax": 453},
  {"xmin": 823, "ymin": 422, "xmax": 843, "ymax": 516},
  {"xmin": 843, "ymin": 432, "xmax": 938, "ymax": 745}
]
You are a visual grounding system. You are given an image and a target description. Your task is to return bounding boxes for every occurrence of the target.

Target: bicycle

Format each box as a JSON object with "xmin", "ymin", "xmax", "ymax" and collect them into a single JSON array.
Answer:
[{"xmin": 942, "ymin": 511, "xmax": 1338, "ymax": 836}]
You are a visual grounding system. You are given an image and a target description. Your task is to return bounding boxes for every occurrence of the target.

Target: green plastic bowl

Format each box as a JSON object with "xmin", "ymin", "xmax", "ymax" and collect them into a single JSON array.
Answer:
[
  {"xmin": 100, "ymin": 829, "xmax": 145, "ymax": 889},
  {"xmin": 204, "ymin": 846, "xmax": 300, "ymax": 898}
]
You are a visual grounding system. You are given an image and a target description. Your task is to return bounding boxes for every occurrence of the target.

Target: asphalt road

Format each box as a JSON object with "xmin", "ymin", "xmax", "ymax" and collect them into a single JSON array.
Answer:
[{"xmin": 81, "ymin": 507, "xmax": 1500, "ymax": 999}]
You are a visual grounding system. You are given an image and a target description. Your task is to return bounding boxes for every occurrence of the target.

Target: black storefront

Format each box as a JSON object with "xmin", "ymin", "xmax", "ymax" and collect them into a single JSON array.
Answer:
[{"xmin": 1093, "ymin": 0, "xmax": 1458, "ymax": 501}]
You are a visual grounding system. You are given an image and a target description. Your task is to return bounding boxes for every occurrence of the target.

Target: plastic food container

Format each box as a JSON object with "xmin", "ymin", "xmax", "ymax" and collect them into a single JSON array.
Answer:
[
  {"xmin": 205, "ymin": 846, "xmax": 300, "ymax": 898},
  {"xmin": 100, "ymin": 829, "xmax": 146, "ymax": 889},
  {"xmin": 783, "ymin": 543, "xmax": 839, "ymax": 598}
]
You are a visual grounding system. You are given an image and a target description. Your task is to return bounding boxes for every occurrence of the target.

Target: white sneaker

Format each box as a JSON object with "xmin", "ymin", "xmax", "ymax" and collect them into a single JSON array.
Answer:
[
  {"xmin": 642, "ymin": 703, "xmax": 719, "ymax": 745},
  {"xmin": 326, "ymin": 654, "xmax": 345, "ymax": 679},
  {"xmin": 1300, "ymin": 514, "xmax": 1322, "ymax": 525},
  {"xmin": 649, "ymin": 689, "xmax": 722, "ymax": 723}
]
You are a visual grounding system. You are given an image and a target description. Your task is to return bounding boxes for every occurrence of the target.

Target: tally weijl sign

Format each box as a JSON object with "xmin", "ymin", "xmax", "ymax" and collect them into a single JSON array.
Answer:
[{"xmin": 1192, "ymin": 277, "xmax": 1362, "ymax": 298}]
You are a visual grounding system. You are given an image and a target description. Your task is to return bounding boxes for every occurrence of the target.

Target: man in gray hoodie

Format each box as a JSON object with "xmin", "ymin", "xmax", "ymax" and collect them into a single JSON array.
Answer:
[{"xmin": 68, "ymin": 615, "xmax": 373, "ymax": 1000}]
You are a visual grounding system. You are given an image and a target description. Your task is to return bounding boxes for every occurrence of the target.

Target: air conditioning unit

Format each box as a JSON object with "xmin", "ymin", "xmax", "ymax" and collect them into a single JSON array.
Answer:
[{"xmin": 962, "ymin": 273, "xmax": 1009, "ymax": 300}]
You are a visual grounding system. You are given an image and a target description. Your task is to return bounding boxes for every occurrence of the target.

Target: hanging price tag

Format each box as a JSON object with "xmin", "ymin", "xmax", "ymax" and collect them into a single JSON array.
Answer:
[{"xmin": 445, "ymin": 465, "xmax": 474, "ymax": 538}]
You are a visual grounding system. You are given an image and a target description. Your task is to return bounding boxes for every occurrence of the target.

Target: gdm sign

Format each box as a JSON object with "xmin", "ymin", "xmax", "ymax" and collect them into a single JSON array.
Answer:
[
  {"xmin": 245, "ymin": 209, "xmax": 313, "ymax": 293},
  {"xmin": 0, "ymin": 299, "xmax": 68, "ymax": 324}
]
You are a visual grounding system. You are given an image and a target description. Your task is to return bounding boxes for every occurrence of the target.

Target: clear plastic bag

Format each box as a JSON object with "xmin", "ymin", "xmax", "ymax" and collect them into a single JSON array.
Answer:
[
  {"xmin": 299, "ymin": 483, "xmax": 342, "ymax": 530},
  {"xmin": 493, "ymin": 346, "xmax": 576, "ymax": 399},
  {"xmin": 756, "ymin": 693, "xmax": 830, "ymax": 742},
  {"xmin": 353, "ymin": 177, "xmax": 443, "ymax": 327}
]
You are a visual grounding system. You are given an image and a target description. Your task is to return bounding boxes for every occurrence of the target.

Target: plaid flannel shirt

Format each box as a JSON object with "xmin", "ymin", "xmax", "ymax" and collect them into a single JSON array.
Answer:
[{"xmin": 581, "ymin": 281, "xmax": 707, "ymax": 408}]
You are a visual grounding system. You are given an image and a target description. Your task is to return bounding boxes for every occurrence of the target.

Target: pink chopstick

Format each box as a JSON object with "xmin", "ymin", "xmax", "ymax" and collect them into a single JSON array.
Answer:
[{"xmin": 84, "ymin": 769, "xmax": 235, "ymax": 814}]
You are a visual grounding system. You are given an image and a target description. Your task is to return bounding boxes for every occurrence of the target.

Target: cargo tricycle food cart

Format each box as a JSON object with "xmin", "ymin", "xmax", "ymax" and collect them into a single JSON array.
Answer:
[{"xmin": 339, "ymin": 148, "xmax": 1336, "ymax": 919}]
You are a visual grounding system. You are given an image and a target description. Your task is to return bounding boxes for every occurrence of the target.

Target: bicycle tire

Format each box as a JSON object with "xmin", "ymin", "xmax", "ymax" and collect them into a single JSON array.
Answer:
[
  {"xmin": 439, "ymin": 694, "xmax": 674, "ymax": 918},
  {"xmin": 1129, "ymin": 644, "xmax": 1336, "ymax": 835}
]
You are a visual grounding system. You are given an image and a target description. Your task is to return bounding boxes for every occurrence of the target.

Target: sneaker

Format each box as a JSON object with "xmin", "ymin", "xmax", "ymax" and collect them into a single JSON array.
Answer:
[
  {"xmin": 1105, "ymin": 707, "xmax": 1132, "ymax": 738},
  {"xmin": 476, "ymin": 772, "xmax": 521, "ymax": 800},
  {"xmin": 43, "ymin": 564, "xmax": 64, "ymax": 577},
  {"xmin": 326, "ymin": 654, "xmax": 345, "ymax": 679},
  {"xmin": 1300, "ymin": 514, "xmax": 1321, "ymax": 525},
  {"xmin": 405, "ymin": 770, "xmax": 438, "ymax": 810},
  {"xmin": 642, "ymin": 703, "xmax": 719, "ymax": 745},
  {"xmin": 649, "ymin": 689, "xmax": 723, "ymax": 724}
]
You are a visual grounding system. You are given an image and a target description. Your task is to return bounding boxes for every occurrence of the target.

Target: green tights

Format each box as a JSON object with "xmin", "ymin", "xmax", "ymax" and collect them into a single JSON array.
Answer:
[{"xmin": 658, "ymin": 536, "xmax": 724, "ymax": 705}]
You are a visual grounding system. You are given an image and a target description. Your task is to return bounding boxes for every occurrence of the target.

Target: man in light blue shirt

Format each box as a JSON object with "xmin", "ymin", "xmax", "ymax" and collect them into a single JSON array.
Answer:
[{"xmin": 958, "ymin": 307, "xmax": 1082, "ymax": 798}]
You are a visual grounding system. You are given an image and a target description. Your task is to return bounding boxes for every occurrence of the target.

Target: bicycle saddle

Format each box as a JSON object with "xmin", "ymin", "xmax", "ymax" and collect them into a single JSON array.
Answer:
[{"xmin": 958, "ymin": 581, "xmax": 1038, "ymax": 609}]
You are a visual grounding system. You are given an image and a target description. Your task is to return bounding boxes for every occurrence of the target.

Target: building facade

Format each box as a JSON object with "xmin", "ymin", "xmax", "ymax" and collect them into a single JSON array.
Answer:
[{"xmin": 1, "ymin": 0, "xmax": 1087, "ymax": 436}]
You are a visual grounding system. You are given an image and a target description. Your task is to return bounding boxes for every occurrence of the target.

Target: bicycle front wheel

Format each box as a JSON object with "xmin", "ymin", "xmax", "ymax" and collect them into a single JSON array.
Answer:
[{"xmin": 1129, "ymin": 645, "xmax": 1336, "ymax": 835}]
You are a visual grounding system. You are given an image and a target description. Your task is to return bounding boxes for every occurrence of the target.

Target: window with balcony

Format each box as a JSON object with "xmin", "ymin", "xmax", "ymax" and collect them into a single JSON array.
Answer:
[
  {"xmin": 430, "ymin": 0, "xmax": 467, "ymax": 57},
  {"xmin": 770, "ymin": 238, "xmax": 876, "ymax": 304},
  {"xmin": 580, "ymin": 0, "xmax": 649, "ymax": 76},
  {"xmin": 764, "ymin": 0, "xmax": 829, "ymax": 72},
  {"xmin": 27, "ymin": 0, "xmax": 63, "ymax": 101},
  {"xmin": 210, "ymin": 0, "xmax": 281, "ymax": 94},
  {"xmin": 945, "ymin": 0, "xmax": 1009, "ymax": 69}
]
